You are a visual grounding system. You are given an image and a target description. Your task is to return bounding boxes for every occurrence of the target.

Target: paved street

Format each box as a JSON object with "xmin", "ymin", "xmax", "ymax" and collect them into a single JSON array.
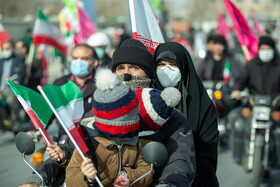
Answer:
[{"xmin": 1, "ymin": 130, "xmax": 280, "ymax": 187}]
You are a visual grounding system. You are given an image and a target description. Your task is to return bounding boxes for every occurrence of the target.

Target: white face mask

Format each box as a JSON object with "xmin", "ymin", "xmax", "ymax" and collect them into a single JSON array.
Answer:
[
  {"xmin": 156, "ymin": 65, "xmax": 182, "ymax": 88},
  {"xmin": 259, "ymin": 49, "xmax": 274, "ymax": 63},
  {"xmin": 2, "ymin": 49, "xmax": 12, "ymax": 59}
]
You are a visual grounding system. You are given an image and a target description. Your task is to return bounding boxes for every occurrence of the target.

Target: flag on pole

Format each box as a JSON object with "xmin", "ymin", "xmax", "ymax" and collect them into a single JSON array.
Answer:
[
  {"xmin": 217, "ymin": 12, "xmax": 232, "ymax": 40},
  {"xmin": 0, "ymin": 23, "xmax": 11, "ymax": 47},
  {"xmin": 223, "ymin": 61, "xmax": 232, "ymax": 84},
  {"xmin": 223, "ymin": 0, "xmax": 258, "ymax": 61},
  {"xmin": 253, "ymin": 15, "xmax": 265, "ymax": 35},
  {"xmin": 7, "ymin": 80, "xmax": 53, "ymax": 145},
  {"xmin": 129, "ymin": 0, "xmax": 164, "ymax": 54},
  {"xmin": 39, "ymin": 81, "xmax": 88, "ymax": 154},
  {"xmin": 33, "ymin": 9, "xmax": 68, "ymax": 55},
  {"xmin": 74, "ymin": 4, "xmax": 97, "ymax": 44}
]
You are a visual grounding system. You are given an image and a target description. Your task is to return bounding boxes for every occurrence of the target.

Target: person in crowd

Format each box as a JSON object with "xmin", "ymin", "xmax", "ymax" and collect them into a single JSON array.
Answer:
[
  {"xmin": 20, "ymin": 44, "xmax": 99, "ymax": 187},
  {"xmin": 196, "ymin": 34, "xmax": 241, "ymax": 84},
  {"xmin": 153, "ymin": 41, "xmax": 219, "ymax": 187},
  {"xmin": 15, "ymin": 40, "xmax": 43, "ymax": 91},
  {"xmin": 0, "ymin": 40, "xmax": 26, "ymax": 133},
  {"xmin": 66, "ymin": 69, "xmax": 153, "ymax": 187},
  {"xmin": 111, "ymin": 39, "xmax": 196, "ymax": 186},
  {"xmin": 231, "ymin": 35, "xmax": 280, "ymax": 99},
  {"xmin": 87, "ymin": 32, "xmax": 112, "ymax": 69},
  {"xmin": 229, "ymin": 35, "xmax": 280, "ymax": 164}
]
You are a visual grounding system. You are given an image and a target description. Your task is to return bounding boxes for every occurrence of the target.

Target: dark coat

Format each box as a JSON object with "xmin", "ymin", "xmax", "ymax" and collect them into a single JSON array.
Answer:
[
  {"xmin": 0, "ymin": 54, "xmax": 26, "ymax": 85},
  {"xmin": 53, "ymin": 72, "xmax": 96, "ymax": 114},
  {"xmin": 232, "ymin": 55, "xmax": 280, "ymax": 99},
  {"xmin": 197, "ymin": 53, "xmax": 241, "ymax": 82},
  {"xmin": 153, "ymin": 42, "xmax": 219, "ymax": 187}
]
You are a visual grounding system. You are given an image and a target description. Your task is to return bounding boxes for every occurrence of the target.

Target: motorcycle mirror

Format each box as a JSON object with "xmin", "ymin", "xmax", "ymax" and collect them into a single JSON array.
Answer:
[
  {"xmin": 15, "ymin": 132, "xmax": 35, "ymax": 155},
  {"xmin": 272, "ymin": 95, "xmax": 280, "ymax": 108},
  {"xmin": 142, "ymin": 141, "xmax": 168, "ymax": 166}
]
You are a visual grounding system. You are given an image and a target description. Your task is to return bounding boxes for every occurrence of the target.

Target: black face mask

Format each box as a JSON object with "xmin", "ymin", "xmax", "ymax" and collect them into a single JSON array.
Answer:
[{"xmin": 117, "ymin": 74, "xmax": 152, "ymax": 91}]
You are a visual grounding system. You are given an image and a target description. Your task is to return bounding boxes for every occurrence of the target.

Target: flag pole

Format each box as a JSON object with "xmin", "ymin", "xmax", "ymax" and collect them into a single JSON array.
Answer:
[
  {"xmin": 37, "ymin": 85, "xmax": 103, "ymax": 187},
  {"xmin": 241, "ymin": 45, "xmax": 251, "ymax": 61},
  {"xmin": 129, "ymin": 0, "xmax": 137, "ymax": 39},
  {"xmin": 25, "ymin": 43, "xmax": 35, "ymax": 85}
]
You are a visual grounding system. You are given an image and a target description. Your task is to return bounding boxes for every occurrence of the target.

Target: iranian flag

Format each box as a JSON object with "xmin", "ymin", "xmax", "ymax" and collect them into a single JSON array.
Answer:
[
  {"xmin": 223, "ymin": 61, "xmax": 232, "ymax": 84},
  {"xmin": 33, "ymin": 9, "xmax": 68, "ymax": 55},
  {"xmin": 129, "ymin": 0, "xmax": 164, "ymax": 54},
  {"xmin": 0, "ymin": 23, "xmax": 11, "ymax": 47},
  {"xmin": 38, "ymin": 81, "xmax": 88, "ymax": 154},
  {"xmin": 7, "ymin": 80, "xmax": 53, "ymax": 145}
]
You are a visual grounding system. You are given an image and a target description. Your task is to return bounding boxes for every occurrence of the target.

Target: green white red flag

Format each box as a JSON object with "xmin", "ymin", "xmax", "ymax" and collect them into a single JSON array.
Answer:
[
  {"xmin": 223, "ymin": 61, "xmax": 232, "ymax": 84},
  {"xmin": 38, "ymin": 81, "xmax": 88, "ymax": 154},
  {"xmin": 7, "ymin": 80, "xmax": 53, "ymax": 145},
  {"xmin": 33, "ymin": 9, "xmax": 68, "ymax": 55}
]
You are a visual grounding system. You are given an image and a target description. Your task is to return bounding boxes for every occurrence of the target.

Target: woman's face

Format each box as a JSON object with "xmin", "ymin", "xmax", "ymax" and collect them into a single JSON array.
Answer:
[{"xmin": 156, "ymin": 60, "xmax": 179, "ymax": 70}]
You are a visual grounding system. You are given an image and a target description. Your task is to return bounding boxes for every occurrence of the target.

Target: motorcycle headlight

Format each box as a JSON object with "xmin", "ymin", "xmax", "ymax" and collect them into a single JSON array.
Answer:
[
  {"xmin": 214, "ymin": 90, "xmax": 222, "ymax": 100},
  {"xmin": 272, "ymin": 111, "xmax": 280, "ymax": 121},
  {"xmin": 253, "ymin": 106, "xmax": 271, "ymax": 121}
]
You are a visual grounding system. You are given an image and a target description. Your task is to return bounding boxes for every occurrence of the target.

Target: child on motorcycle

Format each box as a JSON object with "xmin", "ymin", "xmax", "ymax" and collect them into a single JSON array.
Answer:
[{"xmin": 65, "ymin": 69, "xmax": 153, "ymax": 187}]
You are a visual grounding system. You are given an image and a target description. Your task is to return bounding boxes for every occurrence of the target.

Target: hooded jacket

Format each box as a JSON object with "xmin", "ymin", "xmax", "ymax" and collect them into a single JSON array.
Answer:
[
  {"xmin": 153, "ymin": 42, "xmax": 219, "ymax": 187},
  {"xmin": 65, "ymin": 119, "xmax": 153, "ymax": 187}
]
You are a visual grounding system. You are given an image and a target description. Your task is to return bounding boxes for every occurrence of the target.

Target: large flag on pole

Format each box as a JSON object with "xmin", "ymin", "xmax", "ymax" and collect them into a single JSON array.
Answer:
[
  {"xmin": 129, "ymin": 0, "xmax": 164, "ymax": 54},
  {"xmin": 33, "ymin": 9, "xmax": 68, "ymax": 55},
  {"xmin": 223, "ymin": 0, "xmax": 258, "ymax": 61},
  {"xmin": 7, "ymin": 80, "xmax": 53, "ymax": 145},
  {"xmin": 0, "ymin": 23, "xmax": 11, "ymax": 47},
  {"xmin": 74, "ymin": 4, "xmax": 97, "ymax": 44},
  {"xmin": 38, "ymin": 81, "xmax": 88, "ymax": 154},
  {"xmin": 217, "ymin": 12, "xmax": 232, "ymax": 40}
]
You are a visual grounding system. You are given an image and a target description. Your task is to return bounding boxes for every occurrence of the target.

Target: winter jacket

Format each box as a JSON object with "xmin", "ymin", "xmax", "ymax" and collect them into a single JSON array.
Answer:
[
  {"xmin": 53, "ymin": 72, "xmax": 96, "ymax": 114},
  {"xmin": 232, "ymin": 55, "xmax": 280, "ymax": 99},
  {"xmin": 65, "ymin": 125, "xmax": 153, "ymax": 187},
  {"xmin": 197, "ymin": 54, "xmax": 241, "ymax": 82}
]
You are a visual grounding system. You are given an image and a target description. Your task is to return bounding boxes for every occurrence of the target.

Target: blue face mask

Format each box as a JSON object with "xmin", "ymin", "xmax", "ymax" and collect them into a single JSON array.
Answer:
[
  {"xmin": 95, "ymin": 48, "xmax": 105, "ymax": 59},
  {"xmin": 71, "ymin": 59, "xmax": 91, "ymax": 77}
]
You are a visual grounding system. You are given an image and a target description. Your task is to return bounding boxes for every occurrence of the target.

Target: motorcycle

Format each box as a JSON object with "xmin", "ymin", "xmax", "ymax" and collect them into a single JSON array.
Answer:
[
  {"xmin": 15, "ymin": 132, "xmax": 168, "ymax": 187},
  {"xmin": 231, "ymin": 93, "xmax": 280, "ymax": 187},
  {"xmin": 203, "ymin": 81, "xmax": 238, "ymax": 147}
]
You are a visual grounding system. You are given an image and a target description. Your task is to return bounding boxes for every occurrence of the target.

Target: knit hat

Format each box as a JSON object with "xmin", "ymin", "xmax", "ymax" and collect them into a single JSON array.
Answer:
[
  {"xmin": 92, "ymin": 69, "xmax": 140, "ymax": 137},
  {"xmin": 112, "ymin": 39, "xmax": 155, "ymax": 79},
  {"xmin": 258, "ymin": 35, "xmax": 275, "ymax": 49},
  {"xmin": 135, "ymin": 87, "xmax": 181, "ymax": 130}
]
